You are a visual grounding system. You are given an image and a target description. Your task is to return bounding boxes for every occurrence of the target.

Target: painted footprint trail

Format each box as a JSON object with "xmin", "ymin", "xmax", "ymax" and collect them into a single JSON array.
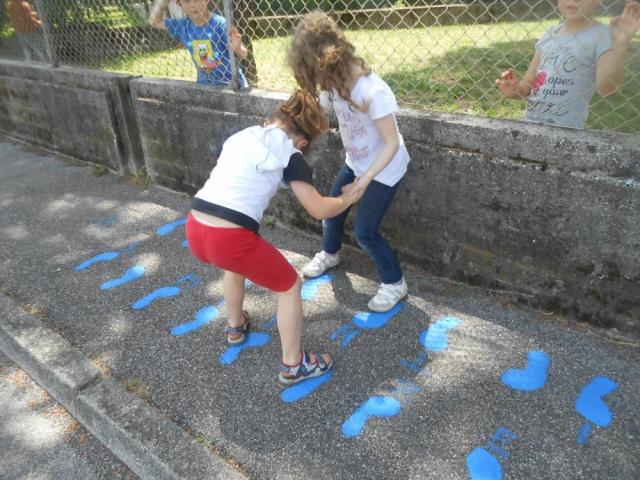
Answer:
[{"xmin": 501, "ymin": 351, "xmax": 550, "ymax": 392}]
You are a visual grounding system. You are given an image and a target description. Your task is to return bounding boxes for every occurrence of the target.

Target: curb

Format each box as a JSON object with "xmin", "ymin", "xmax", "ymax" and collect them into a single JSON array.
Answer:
[{"xmin": 0, "ymin": 294, "xmax": 247, "ymax": 480}]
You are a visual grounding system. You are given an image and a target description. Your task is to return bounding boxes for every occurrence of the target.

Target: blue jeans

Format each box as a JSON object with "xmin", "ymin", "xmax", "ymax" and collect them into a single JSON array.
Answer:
[{"xmin": 323, "ymin": 164, "xmax": 403, "ymax": 284}]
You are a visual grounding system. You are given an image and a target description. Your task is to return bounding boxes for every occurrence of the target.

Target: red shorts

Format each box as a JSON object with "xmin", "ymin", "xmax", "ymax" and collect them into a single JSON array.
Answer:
[{"xmin": 186, "ymin": 213, "xmax": 298, "ymax": 292}]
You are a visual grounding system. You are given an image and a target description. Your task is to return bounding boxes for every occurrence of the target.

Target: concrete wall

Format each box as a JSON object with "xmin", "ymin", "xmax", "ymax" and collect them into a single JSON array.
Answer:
[
  {"xmin": 131, "ymin": 79, "xmax": 640, "ymax": 333},
  {"xmin": 0, "ymin": 60, "xmax": 143, "ymax": 175}
]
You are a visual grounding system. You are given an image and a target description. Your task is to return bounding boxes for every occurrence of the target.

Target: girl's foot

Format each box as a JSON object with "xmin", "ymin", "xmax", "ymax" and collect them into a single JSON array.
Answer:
[
  {"xmin": 368, "ymin": 278, "xmax": 408, "ymax": 312},
  {"xmin": 225, "ymin": 310, "xmax": 250, "ymax": 345},
  {"xmin": 302, "ymin": 251, "xmax": 340, "ymax": 277},
  {"xmin": 279, "ymin": 351, "xmax": 334, "ymax": 385}
]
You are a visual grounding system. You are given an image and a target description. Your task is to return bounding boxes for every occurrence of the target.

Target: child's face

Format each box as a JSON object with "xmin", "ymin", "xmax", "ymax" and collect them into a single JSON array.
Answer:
[
  {"xmin": 177, "ymin": 0, "xmax": 209, "ymax": 22},
  {"xmin": 558, "ymin": 0, "xmax": 600, "ymax": 21}
]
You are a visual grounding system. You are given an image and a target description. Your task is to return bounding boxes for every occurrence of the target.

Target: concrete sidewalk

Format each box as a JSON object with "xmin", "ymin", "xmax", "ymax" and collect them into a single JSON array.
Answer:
[{"xmin": 1, "ymin": 138, "xmax": 639, "ymax": 480}]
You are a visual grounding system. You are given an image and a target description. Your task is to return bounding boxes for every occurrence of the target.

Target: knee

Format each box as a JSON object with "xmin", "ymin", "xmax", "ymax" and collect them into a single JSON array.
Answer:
[
  {"xmin": 281, "ymin": 274, "xmax": 301, "ymax": 296},
  {"xmin": 355, "ymin": 226, "xmax": 379, "ymax": 249}
]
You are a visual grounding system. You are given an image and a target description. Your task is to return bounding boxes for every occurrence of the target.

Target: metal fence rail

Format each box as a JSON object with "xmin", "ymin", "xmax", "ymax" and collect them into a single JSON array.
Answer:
[{"xmin": 1, "ymin": 0, "xmax": 638, "ymax": 133}]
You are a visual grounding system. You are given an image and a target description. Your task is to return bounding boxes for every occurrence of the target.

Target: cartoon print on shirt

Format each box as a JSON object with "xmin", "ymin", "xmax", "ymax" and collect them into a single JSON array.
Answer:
[{"xmin": 192, "ymin": 39, "xmax": 220, "ymax": 70}]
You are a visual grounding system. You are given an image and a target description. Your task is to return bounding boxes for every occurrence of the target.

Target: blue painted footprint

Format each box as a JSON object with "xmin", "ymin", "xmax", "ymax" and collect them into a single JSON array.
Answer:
[
  {"xmin": 575, "ymin": 376, "xmax": 617, "ymax": 445},
  {"xmin": 219, "ymin": 332, "xmax": 270, "ymax": 365},
  {"xmin": 132, "ymin": 274, "xmax": 201, "ymax": 310},
  {"xmin": 182, "ymin": 240, "xmax": 189, "ymax": 248},
  {"xmin": 75, "ymin": 251, "xmax": 119, "ymax": 271},
  {"xmin": 419, "ymin": 316, "xmax": 461, "ymax": 352},
  {"xmin": 331, "ymin": 303, "xmax": 403, "ymax": 348},
  {"xmin": 157, "ymin": 218, "xmax": 186, "ymax": 236},
  {"xmin": 281, "ymin": 370, "xmax": 334, "ymax": 403},
  {"xmin": 301, "ymin": 274, "xmax": 333, "ymax": 301},
  {"xmin": 467, "ymin": 448, "xmax": 503, "ymax": 480},
  {"xmin": 501, "ymin": 351, "xmax": 550, "ymax": 392},
  {"xmin": 342, "ymin": 396, "xmax": 402, "ymax": 438},
  {"xmin": 100, "ymin": 266, "xmax": 145, "ymax": 290},
  {"xmin": 75, "ymin": 241, "xmax": 141, "ymax": 272},
  {"xmin": 171, "ymin": 305, "xmax": 220, "ymax": 336}
]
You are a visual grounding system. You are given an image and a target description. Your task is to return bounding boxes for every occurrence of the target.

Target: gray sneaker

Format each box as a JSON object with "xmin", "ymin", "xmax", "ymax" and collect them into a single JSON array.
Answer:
[
  {"xmin": 368, "ymin": 278, "xmax": 408, "ymax": 312},
  {"xmin": 302, "ymin": 251, "xmax": 340, "ymax": 277}
]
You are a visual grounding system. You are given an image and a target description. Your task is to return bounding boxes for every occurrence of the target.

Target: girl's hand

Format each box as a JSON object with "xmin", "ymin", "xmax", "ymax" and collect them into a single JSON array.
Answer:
[
  {"xmin": 495, "ymin": 68, "xmax": 521, "ymax": 98},
  {"xmin": 342, "ymin": 176, "xmax": 371, "ymax": 200},
  {"xmin": 610, "ymin": 1, "xmax": 640, "ymax": 47},
  {"xmin": 339, "ymin": 182, "xmax": 360, "ymax": 205}
]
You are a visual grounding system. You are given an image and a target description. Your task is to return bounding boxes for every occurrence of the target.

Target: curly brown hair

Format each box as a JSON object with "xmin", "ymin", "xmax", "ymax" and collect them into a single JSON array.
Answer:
[
  {"xmin": 287, "ymin": 11, "xmax": 371, "ymax": 106},
  {"xmin": 268, "ymin": 90, "xmax": 330, "ymax": 142}
]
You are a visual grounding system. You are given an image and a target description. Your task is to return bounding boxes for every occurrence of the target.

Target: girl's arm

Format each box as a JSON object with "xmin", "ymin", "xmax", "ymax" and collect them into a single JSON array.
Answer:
[
  {"xmin": 496, "ymin": 51, "xmax": 541, "ymax": 99},
  {"xmin": 290, "ymin": 181, "xmax": 357, "ymax": 220},
  {"xmin": 597, "ymin": 0, "xmax": 639, "ymax": 96},
  {"xmin": 349, "ymin": 114, "xmax": 399, "ymax": 198},
  {"xmin": 148, "ymin": 0, "xmax": 170, "ymax": 30}
]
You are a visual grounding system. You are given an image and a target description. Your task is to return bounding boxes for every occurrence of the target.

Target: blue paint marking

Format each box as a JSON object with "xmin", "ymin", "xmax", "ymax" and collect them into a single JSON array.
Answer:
[
  {"xmin": 122, "ymin": 241, "xmax": 141, "ymax": 254},
  {"xmin": 219, "ymin": 332, "xmax": 270, "ymax": 365},
  {"xmin": 88, "ymin": 214, "xmax": 118, "ymax": 226},
  {"xmin": 577, "ymin": 423, "xmax": 593, "ymax": 446},
  {"xmin": 341, "ymin": 396, "xmax": 402, "ymax": 438},
  {"xmin": 182, "ymin": 240, "xmax": 189, "ymax": 248},
  {"xmin": 157, "ymin": 218, "xmax": 186, "ymax": 236},
  {"xmin": 419, "ymin": 316, "xmax": 461, "ymax": 352},
  {"xmin": 132, "ymin": 286, "xmax": 180, "ymax": 310},
  {"xmin": 75, "ymin": 251, "xmax": 120, "ymax": 271},
  {"xmin": 264, "ymin": 315, "xmax": 277, "ymax": 330},
  {"xmin": 488, "ymin": 427, "xmax": 518, "ymax": 460},
  {"xmin": 281, "ymin": 370, "xmax": 334, "ymax": 403},
  {"xmin": 575, "ymin": 376, "xmax": 617, "ymax": 427},
  {"xmin": 501, "ymin": 351, "xmax": 550, "ymax": 392},
  {"xmin": 401, "ymin": 350, "xmax": 428, "ymax": 372},
  {"xmin": 100, "ymin": 265, "xmax": 145, "ymax": 290},
  {"xmin": 467, "ymin": 448, "xmax": 503, "ymax": 480},
  {"xmin": 330, "ymin": 324, "xmax": 360, "ymax": 348},
  {"xmin": 176, "ymin": 273, "xmax": 202, "ymax": 289},
  {"xmin": 301, "ymin": 274, "xmax": 333, "ymax": 300},
  {"xmin": 171, "ymin": 305, "xmax": 219, "ymax": 336},
  {"xmin": 352, "ymin": 303, "xmax": 403, "ymax": 330}
]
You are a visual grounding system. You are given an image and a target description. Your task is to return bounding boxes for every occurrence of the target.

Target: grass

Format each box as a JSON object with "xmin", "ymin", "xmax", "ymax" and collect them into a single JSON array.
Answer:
[{"xmin": 99, "ymin": 18, "xmax": 640, "ymax": 133}]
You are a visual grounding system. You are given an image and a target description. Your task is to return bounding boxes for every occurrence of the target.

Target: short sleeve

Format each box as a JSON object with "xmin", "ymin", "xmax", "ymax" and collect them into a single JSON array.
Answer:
[
  {"xmin": 283, "ymin": 153, "xmax": 313, "ymax": 185},
  {"xmin": 593, "ymin": 24, "xmax": 613, "ymax": 59},
  {"xmin": 164, "ymin": 17, "xmax": 185, "ymax": 41},
  {"xmin": 535, "ymin": 25, "xmax": 556, "ymax": 50},
  {"xmin": 367, "ymin": 82, "xmax": 398, "ymax": 120},
  {"xmin": 319, "ymin": 90, "xmax": 333, "ymax": 113}
]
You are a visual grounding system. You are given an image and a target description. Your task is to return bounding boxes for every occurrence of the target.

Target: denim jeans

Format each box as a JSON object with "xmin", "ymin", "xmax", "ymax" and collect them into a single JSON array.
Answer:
[{"xmin": 323, "ymin": 164, "xmax": 403, "ymax": 284}]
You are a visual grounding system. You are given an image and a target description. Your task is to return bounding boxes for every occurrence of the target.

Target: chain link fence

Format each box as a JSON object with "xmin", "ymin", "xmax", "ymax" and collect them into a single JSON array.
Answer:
[{"xmin": 1, "ymin": 0, "xmax": 638, "ymax": 132}]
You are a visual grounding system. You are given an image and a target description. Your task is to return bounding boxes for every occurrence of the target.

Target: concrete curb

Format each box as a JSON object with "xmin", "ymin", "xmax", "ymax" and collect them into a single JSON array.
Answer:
[{"xmin": 0, "ymin": 294, "xmax": 247, "ymax": 480}]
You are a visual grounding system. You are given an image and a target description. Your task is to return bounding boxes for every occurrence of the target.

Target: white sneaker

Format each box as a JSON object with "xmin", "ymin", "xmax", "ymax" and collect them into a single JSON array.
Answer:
[
  {"xmin": 302, "ymin": 251, "xmax": 340, "ymax": 277},
  {"xmin": 368, "ymin": 278, "xmax": 408, "ymax": 312}
]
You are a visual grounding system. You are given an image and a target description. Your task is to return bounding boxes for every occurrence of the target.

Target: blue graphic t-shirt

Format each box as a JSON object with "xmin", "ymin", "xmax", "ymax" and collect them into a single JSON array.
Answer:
[{"xmin": 164, "ymin": 14, "xmax": 247, "ymax": 87}]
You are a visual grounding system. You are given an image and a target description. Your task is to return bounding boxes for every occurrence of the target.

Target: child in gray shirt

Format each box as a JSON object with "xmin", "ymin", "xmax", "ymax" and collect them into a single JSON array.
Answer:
[{"xmin": 496, "ymin": 0, "xmax": 639, "ymax": 129}]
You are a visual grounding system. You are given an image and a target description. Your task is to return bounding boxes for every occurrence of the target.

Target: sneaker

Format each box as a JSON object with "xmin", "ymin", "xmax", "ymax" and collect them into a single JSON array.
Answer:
[
  {"xmin": 278, "ymin": 351, "xmax": 334, "ymax": 385},
  {"xmin": 302, "ymin": 251, "xmax": 340, "ymax": 277},
  {"xmin": 367, "ymin": 278, "xmax": 408, "ymax": 312}
]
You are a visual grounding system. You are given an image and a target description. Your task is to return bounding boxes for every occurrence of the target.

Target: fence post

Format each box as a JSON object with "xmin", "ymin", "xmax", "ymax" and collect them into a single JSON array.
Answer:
[
  {"xmin": 33, "ymin": 0, "xmax": 57, "ymax": 66},
  {"xmin": 222, "ymin": 0, "xmax": 240, "ymax": 90}
]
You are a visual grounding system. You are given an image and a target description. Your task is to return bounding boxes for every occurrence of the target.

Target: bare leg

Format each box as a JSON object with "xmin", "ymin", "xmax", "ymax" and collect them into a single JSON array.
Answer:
[
  {"xmin": 276, "ymin": 276, "xmax": 303, "ymax": 365},
  {"xmin": 224, "ymin": 271, "xmax": 246, "ymax": 332}
]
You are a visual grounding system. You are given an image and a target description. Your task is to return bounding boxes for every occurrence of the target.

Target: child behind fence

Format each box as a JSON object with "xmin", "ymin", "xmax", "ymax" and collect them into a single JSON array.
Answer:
[{"xmin": 496, "ymin": 0, "xmax": 639, "ymax": 129}]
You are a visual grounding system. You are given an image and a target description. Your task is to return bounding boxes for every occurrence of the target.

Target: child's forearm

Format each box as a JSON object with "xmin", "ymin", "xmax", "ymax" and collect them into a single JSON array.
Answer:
[
  {"xmin": 362, "ymin": 139, "xmax": 398, "ymax": 183},
  {"xmin": 597, "ymin": 45, "xmax": 629, "ymax": 96},
  {"xmin": 149, "ymin": 0, "xmax": 171, "ymax": 28},
  {"xmin": 236, "ymin": 44, "xmax": 248, "ymax": 59},
  {"xmin": 314, "ymin": 196, "xmax": 351, "ymax": 220}
]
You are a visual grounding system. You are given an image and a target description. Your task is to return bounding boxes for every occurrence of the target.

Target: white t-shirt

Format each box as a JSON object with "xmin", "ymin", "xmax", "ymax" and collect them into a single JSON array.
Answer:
[
  {"xmin": 319, "ymin": 73, "xmax": 410, "ymax": 186},
  {"xmin": 193, "ymin": 125, "xmax": 312, "ymax": 231}
]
